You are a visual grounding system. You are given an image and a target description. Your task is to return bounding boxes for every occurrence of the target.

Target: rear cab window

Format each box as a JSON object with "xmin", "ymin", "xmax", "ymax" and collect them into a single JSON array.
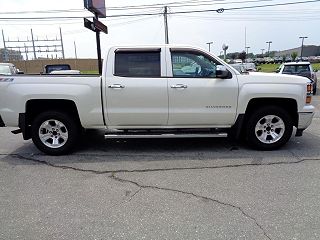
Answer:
[{"xmin": 114, "ymin": 50, "xmax": 161, "ymax": 77}]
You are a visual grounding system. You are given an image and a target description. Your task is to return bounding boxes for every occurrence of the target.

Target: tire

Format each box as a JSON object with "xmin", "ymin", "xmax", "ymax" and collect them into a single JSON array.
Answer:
[
  {"xmin": 31, "ymin": 111, "xmax": 80, "ymax": 155},
  {"xmin": 246, "ymin": 106, "xmax": 293, "ymax": 150}
]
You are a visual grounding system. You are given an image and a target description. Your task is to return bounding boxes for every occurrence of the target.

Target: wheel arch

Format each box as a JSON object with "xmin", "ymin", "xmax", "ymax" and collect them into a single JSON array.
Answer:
[
  {"xmin": 20, "ymin": 99, "xmax": 82, "ymax": 140},
  {"xmin": 232, "ymin": 97, "xmax": 298, "ymax": 140},
  {"xmin": 244, "ymin": 98, "xmax": 298, "ymax": 126}
]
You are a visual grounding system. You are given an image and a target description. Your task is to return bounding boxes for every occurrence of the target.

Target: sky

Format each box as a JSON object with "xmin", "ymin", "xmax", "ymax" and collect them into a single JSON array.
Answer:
[{"xmin": 1, "ymin": 0, "xmax": 320, "ymax": 59}]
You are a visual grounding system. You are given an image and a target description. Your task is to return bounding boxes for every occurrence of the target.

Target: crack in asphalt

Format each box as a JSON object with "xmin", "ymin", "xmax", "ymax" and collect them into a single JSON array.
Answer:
[
  {"xmin": 2, "ymin": 152, "xmax": 320, "ymax": 240},
  {"xmin": 4, "ymin": 153, "xmax": 320, "ymax": 174},
  {"xmin": 110, "ymin": 174, "xmax": 272, "ymax": 240},
  {"xmin": 127, "ymin": 187, "xmax": 142, "ymax": 202},
  {"xmin": 3, "ymin": 153, "xmax": 320, "ymax": 239}
]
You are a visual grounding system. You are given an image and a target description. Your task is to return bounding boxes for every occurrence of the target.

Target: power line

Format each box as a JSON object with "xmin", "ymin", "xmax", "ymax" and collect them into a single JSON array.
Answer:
[
  {"xmin": 169, "ymin": 0, "xmax": 320, "ymax": 16},
  {"xmin": 0, "ymin": 0, "xmax": 318, "ymax": 20},
  {"xmin": 0, "ymin": 0, "xmax": 226, "ymax": 14},
  {"xmin": 1, "ymin": 0, "xmax": 319, "ymax": 16}
]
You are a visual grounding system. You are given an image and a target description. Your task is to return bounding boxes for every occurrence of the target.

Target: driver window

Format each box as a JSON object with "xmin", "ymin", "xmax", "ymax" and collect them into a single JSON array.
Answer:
[{"xmin": 171, "ymin": 51, "xmax": 219, "ymax": 78}]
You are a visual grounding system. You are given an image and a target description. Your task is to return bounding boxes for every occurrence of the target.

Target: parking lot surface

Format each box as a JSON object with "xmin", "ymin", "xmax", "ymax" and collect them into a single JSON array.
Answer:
[{"xmin": 0, "ymin": 95, "xmax": 320, "ymax": 240}]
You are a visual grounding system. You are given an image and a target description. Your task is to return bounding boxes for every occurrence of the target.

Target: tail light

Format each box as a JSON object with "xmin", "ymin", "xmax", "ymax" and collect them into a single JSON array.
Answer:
[{"xmin": 306, "ymin": 84, "xmax": 312, "ymax": 103}]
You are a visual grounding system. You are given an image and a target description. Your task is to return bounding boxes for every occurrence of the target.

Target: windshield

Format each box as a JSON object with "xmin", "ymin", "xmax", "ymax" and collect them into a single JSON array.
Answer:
[
  {"xmin": 46, "ymin": 65, "xmax": 71, "ymax": 73},
  {"xmin": 0, "ymin": 65, "xmax": 12, "ymax": 75},
  {"xmin": 283, "ymin": 65, "xmax": 310, "ymax": 74}
]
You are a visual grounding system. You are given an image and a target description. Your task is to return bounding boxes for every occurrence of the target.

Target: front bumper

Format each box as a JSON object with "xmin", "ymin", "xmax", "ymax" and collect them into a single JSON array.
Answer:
[{"xmin": 298, "ymin": 112, "xmax": 314, "ymax": 130}]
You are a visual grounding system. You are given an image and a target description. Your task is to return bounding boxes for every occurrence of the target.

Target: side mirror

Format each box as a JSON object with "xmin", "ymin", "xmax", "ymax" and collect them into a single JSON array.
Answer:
[
  {"xmin": 275, "ymin": 69, "xmax": 280, "ymax": 73},
  {"xmin": 216, "ymin": 65, "xmax": 230, "ymax": 78}
]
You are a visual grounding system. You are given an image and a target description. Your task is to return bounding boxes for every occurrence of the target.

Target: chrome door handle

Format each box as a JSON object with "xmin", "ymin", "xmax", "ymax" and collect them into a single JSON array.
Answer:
[
  {"xmin": 108, "ymin": 84, "xmax": 125, "ymax": 89},
  {"xmin": 171, "ymin": 84, "xmax": 188, "ymax": 89}
]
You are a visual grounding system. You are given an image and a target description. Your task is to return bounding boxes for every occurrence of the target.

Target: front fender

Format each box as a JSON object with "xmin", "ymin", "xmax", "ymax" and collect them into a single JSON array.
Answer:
[{"xmin": 237, "ymin": 83, "xmax": 305, "ymax": 114}]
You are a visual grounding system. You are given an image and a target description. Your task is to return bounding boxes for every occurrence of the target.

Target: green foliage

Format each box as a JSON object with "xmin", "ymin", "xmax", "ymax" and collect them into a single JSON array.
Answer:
[
  {"xmin": 258, "ymin": 64, "xmax": 281, "ymax": 73},
  {"xmin": 238, "ymin": 51, "xmax": 246, "ymax": 62},
  {"xmin": 258, "ymin": 63, "xmax": 320, "ymax": 73},
  {"xmin": 291, "ymin": 52, "xmax": 298, "ymax": 61}
]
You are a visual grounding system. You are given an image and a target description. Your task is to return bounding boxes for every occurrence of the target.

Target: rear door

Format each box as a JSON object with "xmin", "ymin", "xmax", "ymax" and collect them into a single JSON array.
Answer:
[
  {"xmin": 167, "ymin": 48, "xmax": 239, "ymax": 126},
  {"xmin": 105, "ymin": 48, "xmax": 168, "ymax": 127}
]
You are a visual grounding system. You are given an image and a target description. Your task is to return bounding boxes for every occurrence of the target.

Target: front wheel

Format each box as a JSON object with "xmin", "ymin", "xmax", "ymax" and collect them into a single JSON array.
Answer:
[
  {"xmin": 31, "ymin": 111, "xmax": 80, "ymax": 155},
  {"xmin": 246, "ymin": 106, "xmax": 293, "ymax": 150}
]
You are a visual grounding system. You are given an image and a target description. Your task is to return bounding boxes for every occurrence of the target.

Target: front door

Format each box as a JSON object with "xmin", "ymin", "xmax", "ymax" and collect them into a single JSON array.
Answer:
[{"xmin": 168, "ymin": 48, "xmax": 238, "ymax": 126}]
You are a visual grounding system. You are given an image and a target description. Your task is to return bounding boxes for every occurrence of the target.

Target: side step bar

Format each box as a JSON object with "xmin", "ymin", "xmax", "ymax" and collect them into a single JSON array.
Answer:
[{"xmin": 105, "ymin": 133, "xmax": 228, "ymax": 139}]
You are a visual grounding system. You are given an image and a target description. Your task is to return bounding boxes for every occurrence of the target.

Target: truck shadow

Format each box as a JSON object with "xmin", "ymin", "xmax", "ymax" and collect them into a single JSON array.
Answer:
[{"xmin": 3, "ymin": 129, "xmax": 320, "ymax": 171}]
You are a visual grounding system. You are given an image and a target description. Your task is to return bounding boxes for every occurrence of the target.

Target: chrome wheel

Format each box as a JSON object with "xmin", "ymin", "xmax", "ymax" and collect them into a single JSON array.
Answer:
[
  {"xmin": 39, "ymin": 119, "xmax": 68, "ymax": 149},
  {"xmin": 254, "ymin": 115, "xmax": 285, "ymax": 144}
]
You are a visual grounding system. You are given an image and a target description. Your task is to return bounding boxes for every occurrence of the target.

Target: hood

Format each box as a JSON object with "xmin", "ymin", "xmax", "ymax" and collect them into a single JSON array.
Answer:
[{"xmin": 239, "ymin": 71, "xmax": 312, "ymax": 85}]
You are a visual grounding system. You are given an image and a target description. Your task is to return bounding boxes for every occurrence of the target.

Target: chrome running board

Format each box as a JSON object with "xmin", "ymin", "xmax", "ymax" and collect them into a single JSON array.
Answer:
[{"xmin": 105, "ymin": 133, "xmax": 228, "ymax": 139}]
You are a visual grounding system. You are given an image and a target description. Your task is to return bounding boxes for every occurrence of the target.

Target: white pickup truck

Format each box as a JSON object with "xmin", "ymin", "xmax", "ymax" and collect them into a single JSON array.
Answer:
[{"xmin": 0, "ymin": 45, "xmax": 315, "ymax": 155}]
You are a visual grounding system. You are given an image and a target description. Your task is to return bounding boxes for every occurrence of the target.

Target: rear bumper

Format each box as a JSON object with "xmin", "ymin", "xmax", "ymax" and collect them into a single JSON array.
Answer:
[{"xmin": 0, "ymin": 115, "xmax": 5, "ymax": 127}]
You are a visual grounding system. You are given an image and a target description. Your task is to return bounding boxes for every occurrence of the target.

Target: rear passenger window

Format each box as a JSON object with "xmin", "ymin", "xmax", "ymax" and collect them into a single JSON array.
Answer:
[{"xmin": 114, "ymin": 51, "xmax": 161, "ymax": 77}]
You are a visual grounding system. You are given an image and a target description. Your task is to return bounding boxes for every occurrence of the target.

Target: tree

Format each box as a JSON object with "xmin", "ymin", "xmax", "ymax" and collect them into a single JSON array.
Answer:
[
  {"xmin": 282, "ymin": 55, "xmax": 286, "ymax": 62},
  {"xmin": 230, "ymin": 53, "xmax": 237, "ymax": 60},
  {"xmin": 238, "ymin": 51, "xmax": 246, "ymax": 63},
  {"xmin": 291, "ymin": 52, "xmax": 298, "ymax": 61}
]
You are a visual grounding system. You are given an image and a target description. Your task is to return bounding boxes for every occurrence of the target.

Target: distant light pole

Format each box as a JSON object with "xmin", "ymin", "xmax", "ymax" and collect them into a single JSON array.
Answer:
[
  {"xmin": 266, "ymin": 41, "xmax": 272, "ymax": 57},
  {"xmin": 245, "ymin": 46, "xmax": 250, "ymax": 55},
  {"xmin": 299, "ymin": 36, "xmax": 308, "ymax": 58},
  {"xmin": 206, "ymin": 41, "xmax": 213, "ymax": 52},
  {"xmin": 261, "ymin": 48, "xmax": 265, "ymax": 55}
]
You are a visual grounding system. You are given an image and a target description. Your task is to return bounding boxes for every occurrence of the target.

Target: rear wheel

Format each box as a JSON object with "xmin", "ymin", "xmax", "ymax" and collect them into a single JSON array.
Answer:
[
  {"xmin": 31, "ymin": 111, "xmax": 80, "ymax": 155},
  {"xmin": 246, "ymin": 106, "xmax": 293, "ymax": 150}
]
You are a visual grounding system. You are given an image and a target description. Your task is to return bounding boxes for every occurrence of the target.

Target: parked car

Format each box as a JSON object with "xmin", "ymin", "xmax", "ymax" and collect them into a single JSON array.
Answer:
[
  {"xmin": 244, "ymin": 62, "xmax": 257, "ymax": 72},
  {"xmin": 274, "ymin": 57, "xmax": 283, "ymax": 64},
  {"xmin": 230, "ymin": 63, "xmax": 256, "ymax": 73},
  {"xmin": 0, "ymin": 63, "xmax": 23, "ymax": 75},
  {"xmin": 285, "ymin": 56, "xmax": 292, "ymax": 62},
  {"xmin": 229, "ymin": 63, "xmax": 246, "ymax": 73},
  {"xmin": 277, "ymin": 62, "xmax": 317, "ymax": 94},
  {"xmin": 50, "ymin": 70, "xmax": 81, "ymax": 74},
  {"xmin": 42, "ymin": 64, "xmax": 71, "ymax": 74}
]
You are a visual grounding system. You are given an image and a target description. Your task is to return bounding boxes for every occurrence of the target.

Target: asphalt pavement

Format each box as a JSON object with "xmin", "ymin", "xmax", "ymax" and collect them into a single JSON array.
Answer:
[{"xmin": 0, "ymin": 95, "xmax": 320, "ymax": 240}]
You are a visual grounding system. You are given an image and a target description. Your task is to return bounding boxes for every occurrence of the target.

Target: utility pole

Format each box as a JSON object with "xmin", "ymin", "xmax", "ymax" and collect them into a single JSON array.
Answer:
[
  {"xmin": 299, "ymin": 36, "xmax": 308, "ymax": 58},
  {"xmin": 206, "ymin": 42, "xmax": 213, "ymax": 52},
  {"xmin": 30, "ymin": 29, "xmax": 37, "ymax": 60},
  {"xmin": 59, "ymin": 27, "xmax": 65, "ymax": 59},
  {"xmin": 244, "ymin": 27, "xmax": 247, "ymax": 52},
  {"xmin": 266, "ymin": 41, "xmax": 272, "ymax": 57},
  {"xmin": 1, "ymin": 29, "xmax": 8, "ymax": 61},
  {"xmin": 164, "ymin": 6, "xmax": 169, "ymax": 44},
  {"xmin": 24, "ymin": 43, "xmax": 28, "ymax": 60},
  {"xmin": 261, "ymin": 48, "xmax": 265, "ymax": 55}
]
